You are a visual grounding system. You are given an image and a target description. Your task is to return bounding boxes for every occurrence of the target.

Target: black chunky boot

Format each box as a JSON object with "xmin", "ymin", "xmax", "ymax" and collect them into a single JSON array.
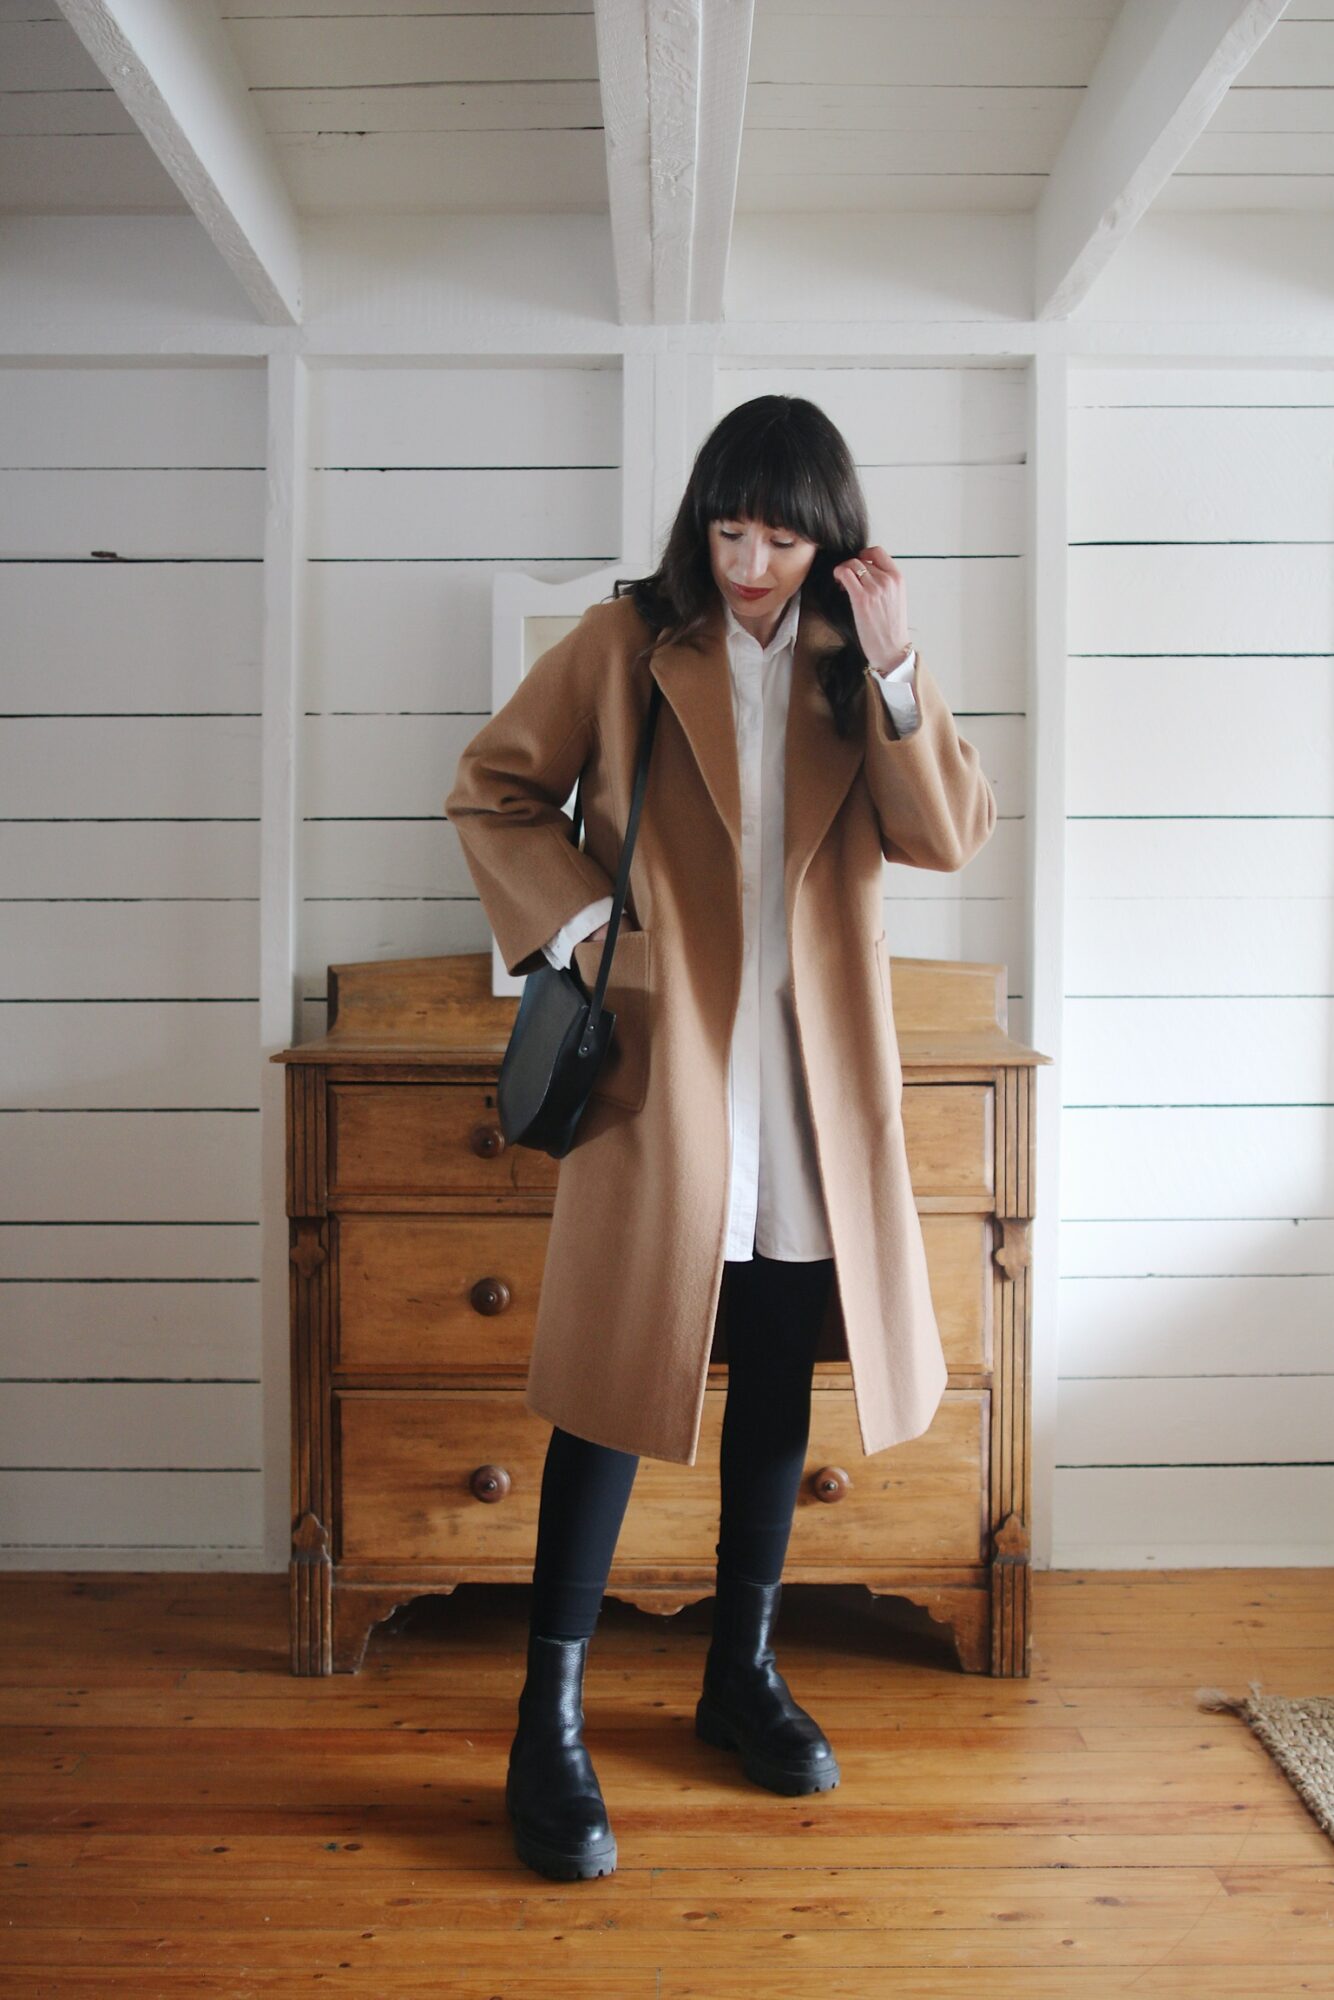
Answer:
[
  {"xmin": 695, "ymin": 1573, "xmax": 840, "ymax": 1795},
  {"xmin": 505, "ymin": 1630, "xmax": 617, "ymax": 1880}
]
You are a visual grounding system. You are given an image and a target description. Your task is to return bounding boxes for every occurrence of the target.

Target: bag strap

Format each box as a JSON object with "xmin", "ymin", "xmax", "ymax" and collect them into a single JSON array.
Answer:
[{"xmin": 570, "ymin": 680, "xmax": 664, "ymax": 1059}]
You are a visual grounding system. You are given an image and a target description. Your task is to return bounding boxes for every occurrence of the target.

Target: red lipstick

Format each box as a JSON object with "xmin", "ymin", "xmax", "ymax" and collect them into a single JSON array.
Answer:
[{"xmin": 730, "ymin": 583, "xmax": 770, "ymax": 600}]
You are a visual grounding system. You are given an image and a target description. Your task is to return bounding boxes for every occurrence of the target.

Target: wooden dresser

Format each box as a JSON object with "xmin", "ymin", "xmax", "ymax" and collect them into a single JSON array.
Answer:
[{"xmin": 271, "ymin": 951, "xmax": 1049, "ymax": 1678}]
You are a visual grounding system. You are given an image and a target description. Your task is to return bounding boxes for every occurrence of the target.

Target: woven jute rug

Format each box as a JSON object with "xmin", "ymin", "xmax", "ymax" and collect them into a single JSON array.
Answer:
[{"xmin": 1196, "ymin": 1681, "xmax": 1334, "ymax": 1841}]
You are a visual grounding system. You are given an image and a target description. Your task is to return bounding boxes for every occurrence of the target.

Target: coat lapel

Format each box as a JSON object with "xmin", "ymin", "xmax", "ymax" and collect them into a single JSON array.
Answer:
[{"xmin": 646, "ymin": 588, "xmax": 864, "ymax": 903}]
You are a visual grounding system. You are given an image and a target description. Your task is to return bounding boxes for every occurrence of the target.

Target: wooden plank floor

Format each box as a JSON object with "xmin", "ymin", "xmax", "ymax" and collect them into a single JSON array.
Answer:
[{"xmin": 0, "ymin": 1570, "xmax": 1332, "ymax": 1997}]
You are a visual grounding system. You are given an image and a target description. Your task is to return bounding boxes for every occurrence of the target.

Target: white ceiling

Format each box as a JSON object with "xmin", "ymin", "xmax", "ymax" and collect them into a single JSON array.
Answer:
[{"xmin": 3, "ymin": 0, "xmax": 1333, "ymax": 219}]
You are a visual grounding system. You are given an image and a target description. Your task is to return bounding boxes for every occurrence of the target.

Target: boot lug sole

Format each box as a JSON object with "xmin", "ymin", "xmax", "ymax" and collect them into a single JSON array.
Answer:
[
  {"xmin": 505, "ymin": 1773, "xmax": 618, "ymax": 1880},
  {"xmin": 694, "ymin": 1694, "xmax": 841, "ymax": 1795}
]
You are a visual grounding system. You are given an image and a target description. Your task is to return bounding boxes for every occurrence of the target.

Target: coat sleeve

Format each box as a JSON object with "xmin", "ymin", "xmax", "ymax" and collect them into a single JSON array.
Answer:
[
  {"xmin": 863, "ymin": 649, "xmax": 997, "ymax": 871},
  {"xmin": 444, "ymin": 604, "xmax": 620, "ymax": 976}
]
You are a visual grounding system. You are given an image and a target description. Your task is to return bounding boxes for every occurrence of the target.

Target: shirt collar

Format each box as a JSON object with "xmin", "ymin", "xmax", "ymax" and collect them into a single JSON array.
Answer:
[{"xmin": 723, "ymin": 583, "xmax": 802, "ymax": 663}]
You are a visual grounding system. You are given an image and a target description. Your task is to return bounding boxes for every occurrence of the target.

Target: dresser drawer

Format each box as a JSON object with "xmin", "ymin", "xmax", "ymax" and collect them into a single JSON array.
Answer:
[
  {"xmin": 334, "ymin": 1212, "xmax": 546, "ymax": 1373},
  {"xmin": 335, "ymin": 1208, "xmax": 990, "ymax": 1380},
  {"xmin": 920, "ymin": 1212, "xmax": 993, "ymax": 1371},
  {"xmin": 335, "ymin": 1385, "xmax": 988, "ymax": 1568},
  {"xmin": 329, "ymin": 1082, "xmax": 558, "ymax": 1198},
  {"xmin": 902, "ymin": 1083, "xmax": 994, "ymax": 1201}
]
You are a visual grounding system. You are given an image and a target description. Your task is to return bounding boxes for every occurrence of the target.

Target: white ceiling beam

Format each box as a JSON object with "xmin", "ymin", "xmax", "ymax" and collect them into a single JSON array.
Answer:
[
  {"xmin": 594, "ymin": 0, "xmax": 754, "ymax": 324},
  {"xmin": 57, "ymin": 0, "xmax": 303, "ymax": 325},
  {"xmin": 1033, "ymin": 0, "xmax": 1290, "ymax": 321}
]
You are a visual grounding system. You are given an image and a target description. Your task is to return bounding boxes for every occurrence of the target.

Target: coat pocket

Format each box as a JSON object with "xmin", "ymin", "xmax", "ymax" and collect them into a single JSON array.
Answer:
[{"xmin": 570, "ymin": 925, "xmax": 652, "ymax": 1112}]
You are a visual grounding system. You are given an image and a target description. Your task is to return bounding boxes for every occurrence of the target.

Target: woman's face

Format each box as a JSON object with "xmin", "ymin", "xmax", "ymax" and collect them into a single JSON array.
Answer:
[{"xmin": 707, "ymin": 514, "xmax": 819, "ymax": 642}]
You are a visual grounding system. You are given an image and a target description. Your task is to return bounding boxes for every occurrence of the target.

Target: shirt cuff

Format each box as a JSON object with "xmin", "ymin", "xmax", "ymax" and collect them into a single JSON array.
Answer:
[
  {"xmin": 540, "ymin": 894, "xmax": 615, "ymax": 970},
  {"xmin": 869, "ymin": 647, "xmax": 921, "ymax": 737}
]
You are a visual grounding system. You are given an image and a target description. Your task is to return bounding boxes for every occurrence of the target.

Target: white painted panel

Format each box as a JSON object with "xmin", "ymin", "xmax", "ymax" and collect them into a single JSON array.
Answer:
[
  {"xmin": 226, "ymin": 10, "xmax": 597, "ymax": 87},
  {"xmin": 0, "ymin": 903, "xmax": 257, "ymax": 999},
  {"xmin": 0, "ymin": 1112, "xmax": 260, "ymax": 1223},
  {"xmin": 1070, "ymin": 365, "xmax": 1334, "ymax": 409},
  {"xmin": 1070, "ymin": 405, "xmax": 1334, "ymax": 542},
  {"xmin": 0, "ymin": 563, "xmax": 261, "ymax": 713},
  {"xmin": 0, "ymin": 1001, "xmax": 260, "ymax": 1109},
  {"xmin": 1220, "ymin": 18, "xmax": 1334, "ymax": 89},
  {"xmin": 0, "ymin": 473, "xmax": 264, "ymax": 559},
  {"xmin": 302, "ymin": 815, "xmax": 467, "ymax": 902},
  {"xmin": 278, "ymin": 133, "xmax": 609, "ymax": 216},
  {"xmin": 740, "ymin": 175, "xmax": 1044, "ymax": 216},
  {"xmin": 305, "ymin": 556, "xmax": 611, "ymax": 712},
  {"xmin": 744, "ymin": 127, "xmax": 1056, "ymax": 183},
  {"xmin": 1058, "ymin": 1375, "xmax": 1334, "ymax": 1467},
  {"xmin": 221, "ymin": 0, "xmax": 592, "ymax": 16},
  {"xmin": 1160, "ymin": 178, "xmax": 1334, "ymax": 218},
  {"xmin": 1065, "ymin": 894, "xmax": 1334, "ymax": 996},
  {"xmin": 310, "ymin": 361, "xmax": 620, "ymax": 467},
  {"xmin": 747, "ymin": 8, "xmax": 1118, "ymax": 88},
  {"xmin": 857, "ymin": 465, "xmax": 1024, "ymax": 557},
  {"xmin": 0, "ymin": 361, "xmax": 264, "ymax": 466},
  {"xmin": 0, "ymin": 1221, "xmax": 259, "ymax": 1281},
  {"xmin": 1063, "ymin": 357, "xmax": 1334, "ymax": 1565},
  {"xmin": 1052, "ymin": 1466, "xmax": 1334, "ymax": 1566},
  {"xmin": 1059, "ymin": 1216, "xmax": 1334, "ymax": 1279},
  {"xmin": 0, "ymin": 823, "xmax": 259, "ymax": 899},
  {"xmin": 2, "ymin": 717, "xmax": 261, "ymax": 818},
  {"xmin": 0, "ymin": 9, "xmax": 112, "ymax": 89},
  {"xmin": 1060, "ymin": 1107, "xmax": 1334, "ymax": 1219},
  {"xmin": 1069, "ymin": 211, "xmax": 1334, "ymax": 325},
  {"xmin": 1068, "ymin": 658, "xmax": 1334, "ymax": 816},
  {"xmin": 0, "ymin": 358, "xmax": 267, "ymax": 1561},
  {"xmin": 248, "ymin": 79, "xmax": 603, "ymax": 139},
  {"xmin": 1059, "ymin": 1273, "xmax": 1334, "ymax": 1376},
  {"xmin": 1062, "ymin": 996, "xmax": 1334, "ymax": 1106},
  {"xmin": 728, "ymin": 212, "xmax": 1033, "ymax": 324},
  {"xmin": 0, "ymin": 137, "xmax": 183, "ymax": 216},
  {"xmin": 1066, "ymin": 818, "xmax": 1334, "ymax": 899},
  {"xmin": 0, "ymin": 1472, "xmax": 263, "ymax": 1553},
  {"xmin": 0, "ymin": 1383, "xmax": 260, "ymax": 1467},
  {"xmin": 307, "ymin": 467, "xmax": 620, "ymax": 560},
  {"xmin": 0, "ymin": 1281, "xmax": 261, "ymax": 1379},
  {"xmin": 1069, "ymin": 542, "xmax": 1334, "ymax": 655}
]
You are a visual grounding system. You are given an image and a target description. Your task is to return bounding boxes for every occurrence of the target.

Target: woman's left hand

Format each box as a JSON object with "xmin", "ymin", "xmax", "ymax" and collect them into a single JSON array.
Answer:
[{"xmin": 832, "ymin": 546, "xmax": 912, "ymax": 674}]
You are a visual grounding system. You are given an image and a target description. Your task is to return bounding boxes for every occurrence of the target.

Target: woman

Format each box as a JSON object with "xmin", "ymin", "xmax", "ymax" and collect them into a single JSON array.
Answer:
[{"xmin": 444, "ymin": 395, "xmax": 996, "ymax": 1882}]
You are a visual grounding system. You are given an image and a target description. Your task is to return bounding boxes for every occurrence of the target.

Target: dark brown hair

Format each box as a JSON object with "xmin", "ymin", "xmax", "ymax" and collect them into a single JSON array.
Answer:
[{"xmin": 610, "ymin": 394, "xmax": 875, "ymax": 739}]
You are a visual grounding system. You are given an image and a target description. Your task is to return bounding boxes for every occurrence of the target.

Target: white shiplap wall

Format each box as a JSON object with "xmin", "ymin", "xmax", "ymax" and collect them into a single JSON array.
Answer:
[
  {"xmin": 298, "ymin": 360, "xmax": 622, "ymax": 1036},
  {"xmin": 1057, "ymin": 362, "xmax": 1334, "ymax": 1565},
  {"xmin": 715, "ymin": 363, "xmax": 1029, "ymax": 1030},
  {"xmin": 0, "ymin": 360, "xmax": 267, "ymax": 1560}
]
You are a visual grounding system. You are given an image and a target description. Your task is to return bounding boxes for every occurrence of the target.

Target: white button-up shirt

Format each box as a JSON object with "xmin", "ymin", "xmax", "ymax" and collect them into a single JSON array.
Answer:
[{"xmin": 541, "ymin": 586, "xmax": 921, "ymax": 1261}]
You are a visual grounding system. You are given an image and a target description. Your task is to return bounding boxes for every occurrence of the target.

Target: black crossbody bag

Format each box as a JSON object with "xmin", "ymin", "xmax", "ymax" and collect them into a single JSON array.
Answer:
[{"xmin": 497, "ymin": 680, "xmax": 664, "ymax": 1158}]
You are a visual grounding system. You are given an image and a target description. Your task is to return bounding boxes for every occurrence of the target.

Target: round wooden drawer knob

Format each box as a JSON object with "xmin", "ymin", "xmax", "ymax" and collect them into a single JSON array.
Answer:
[
  {"xmin": 470, "ymin": 1464, "xmax": 512, "ymax": 1502},
  {"xmin": 811, "ymin": 1465, "xmax": 851, "ymax": 1503},
  {"xmin": 470, "ymin": 1121, "xmax": 506, "ymax": 1157},
  {"xmin": 470, "ymin": 1277, "xmax": 511, "ymax": 1316}
]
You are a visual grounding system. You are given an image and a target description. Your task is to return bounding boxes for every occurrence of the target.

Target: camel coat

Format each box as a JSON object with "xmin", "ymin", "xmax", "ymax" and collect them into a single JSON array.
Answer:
[{"xmin": 444, "ymin": 588, "xmax": 996, "ymax": 1466}]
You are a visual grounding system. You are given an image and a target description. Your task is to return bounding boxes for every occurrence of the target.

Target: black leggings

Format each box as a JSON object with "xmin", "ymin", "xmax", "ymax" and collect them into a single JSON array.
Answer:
[{"xmin": 528, "ymin": 1250, "xmax": 836, "ymax": 1639}]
